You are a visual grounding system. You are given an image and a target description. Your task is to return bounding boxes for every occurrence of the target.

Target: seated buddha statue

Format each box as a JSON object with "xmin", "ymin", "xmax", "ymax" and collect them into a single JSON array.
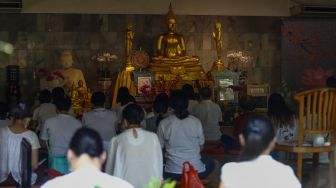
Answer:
[{"xmin": 150, "ymin": 4, "xmax": 206, "ymax": 81}]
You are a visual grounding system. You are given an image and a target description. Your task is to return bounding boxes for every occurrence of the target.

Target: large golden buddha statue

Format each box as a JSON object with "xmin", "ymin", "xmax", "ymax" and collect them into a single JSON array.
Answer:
[{"xmin": 150, "ymin": 4, "xmax": 206, "ymax": 81}]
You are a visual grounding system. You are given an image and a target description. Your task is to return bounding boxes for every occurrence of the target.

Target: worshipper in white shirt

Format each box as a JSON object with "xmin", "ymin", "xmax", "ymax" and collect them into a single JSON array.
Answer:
[
  {"xmin": 268, "ymin": 93, "xmax": 298, "ymax": 144},
  {"xmin": 40, "ymin": 97, "xmax": 82, "ymax": 173},
  {"xmin": 41, "ymin": 128, "xmax": 133, "ymax": 188},
  {"xmin": 157, "ymin": 90, "xmax": 215, "ymax": 180},
  {"xmin": 105, "ymin": 104, "xmax": 163, "ymax": 188},
  {"xmin": 0, "ymin": 105, "xmax": 40, "ymax": 186},
  {"xmin": 0, "ymin": 102, "xmax": 10, "ymax": 128},
  {"xmin": 32, "ymin": 89, "xmax": 57, "ymax": 132},
  {"xmin": 82, "ymin": 91, "xmax": 118, "ymax": 150},
  {"xmin": 145, "ymin": 93, "xmax": 169, "ymax": 133},
  {"xmin": 182, "ymin": 84, "xmax": 199, "ymax": 115},
  {"xmin": 194, "ymin": 86, "xmax": 223, "ymax": 141},
  {"xmin": 219, "ymin": 115, "xmax": 301, "ymax": 188}
]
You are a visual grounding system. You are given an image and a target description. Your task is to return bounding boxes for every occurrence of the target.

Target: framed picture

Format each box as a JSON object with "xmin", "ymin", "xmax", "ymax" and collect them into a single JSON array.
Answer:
[
  {"xmin": 133, "ymin": 71, "xmax": 154, "ymax": 97},
  {"xmin": 212, "ymin": 70, "xmax": 240, "ymax": 103}
]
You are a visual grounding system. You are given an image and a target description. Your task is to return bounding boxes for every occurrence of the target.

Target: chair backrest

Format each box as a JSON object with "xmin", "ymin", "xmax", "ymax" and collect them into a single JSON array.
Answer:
[
  {"xmin": 294, "ymin": 88, "xmax": 336, "ymax": 146},
  {"xmin": 20, "ymin": 138, "xmax": 32, "ymax": 188}
]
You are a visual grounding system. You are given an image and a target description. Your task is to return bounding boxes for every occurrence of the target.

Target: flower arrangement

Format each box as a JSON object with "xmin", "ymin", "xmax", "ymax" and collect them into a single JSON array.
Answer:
[
  {"xmin": 91, "ymin": 51, "xmax": 118, "ymax": 79},
  {"xmin": 38, "ymin": 67, "xmax": 65, "ymax": 89},
  {"xmin": 228, "ymin": 85, "xmax": 243, "ymax": 92}
]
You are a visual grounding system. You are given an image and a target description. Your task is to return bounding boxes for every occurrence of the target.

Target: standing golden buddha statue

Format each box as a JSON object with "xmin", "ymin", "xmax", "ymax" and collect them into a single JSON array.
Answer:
[
  {"xmin": 212, "ymin": 22, "xmax": 225, "ymax": 71},
  {"xmin": 125, "ymin": 23, "xmax": 135, "ymax": 71},
  {"xmin": 150, "ymin": 3, "xmax": 206, "ymax": 81}
]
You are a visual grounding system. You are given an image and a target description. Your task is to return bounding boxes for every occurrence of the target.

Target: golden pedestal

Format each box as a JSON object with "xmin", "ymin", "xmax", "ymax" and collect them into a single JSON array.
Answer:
[{"xmin": 149, "ymin": 58, "xmax": 207, "ymax": 81}]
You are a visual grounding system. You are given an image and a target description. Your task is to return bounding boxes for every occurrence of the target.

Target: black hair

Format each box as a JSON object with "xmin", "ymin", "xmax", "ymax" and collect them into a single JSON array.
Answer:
[
  {"xmin": 199, "ymin": 87, "xmax": 212, "ymax": 100},
  {"xmin": 116, "ymin": 87, "xmax": 130, "ymax": 104},
  {"xmin": 239, "ymin": 115, "xmax": 275, "ymax": 162},
  {"xmin": 268, "ymin": 93, "xmax": 295, "ymax": 128},
  {"xmin": 182, "ymin": 84, "xmax": 196, "ymax": 100},
  {"xmin": 153, "ymin": 93, "xmax": 169, "ymax": 126},
  {"xmin": 153, "ymin": 93, "xmax": 169, "ymax": 114},
  {"xmin": 239, "ymin": 95, "xmax": 256, "ymax": 112},
  {"xmin": 122, "ymin": 103, "xmax": 144, "ymax": 125},
  {"xmin": 91, "ymin": 92, "xmax": 106, "ymax": 107},
  {"xmin": 51, "ymin": 87, "xmax": 65, "ymax": 103},
  {"xmin": 39, "ymin": 89, "xmax": 52, "ymax": 103},
  {"xmin": 0, "ymin": 102, "xmax": 8, "ymax": 120},
  {"xmin": 326, "ymin": 76, "xmax": 336, "ymax": 88},
  {"xmin": 169, "ymin": 90, "xmax": 189, "ymax": 120},
  {"xmin": 55, "ymin": 96, "xmax": 71, "ymax": 111},
  {"xmin": 69, "ymin": 127, "xmax": 104, "ymax": 158},
  {"xmin": 10, "ymin": 104, "xmax": 30, "ymax": 120},
  {"xmin": 121, "ymin": 94, "xmax": 136, "ymax": 106}
]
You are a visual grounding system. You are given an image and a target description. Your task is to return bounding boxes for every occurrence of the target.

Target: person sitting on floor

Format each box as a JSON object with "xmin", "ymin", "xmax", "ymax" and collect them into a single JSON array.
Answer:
[
  {"xmin": 268, "ymin": 93, "xmax": 298, "ymax": 144},
  {"xmin": 40, "ymin": 97, "xmax": 82, "ymax": 173},
  {"xmin": 41, "ymin": 128, "xmax": 133, "ymax": 188},
  {"xmin": 194, "ymin": 86, "xmax": 223, "ymax": 141},
  {"xmin": 232, "ymin": 95, "xmax": 257, "ymax": 148},
  {"xmin": 182, "ymin": 84, "xmax": 199, "ymax": 115},
  {"xmin": 145, "ymin": 93, "xmax": 169, "ymax": 133},
  {"xmin": 219, "ymin": 115, "xmax": 301, "ymax": 188},
  {"xmin": 32, "ymin": 89, "xmax": 57, "ymax": 133},
  {"xmin": 157, "ymin": 90, "xmax": 215, "ymax": 180},
  {"xmin": 105, "ymin": 104, "xmax": 162, "ymax": 188},
  {"xmin": 82, "ymin": 92, "xmax": 118, "ymax": 150},
  {"xmin": 0, "ymin": 105, "xmax": 40, "ymax": 186}
]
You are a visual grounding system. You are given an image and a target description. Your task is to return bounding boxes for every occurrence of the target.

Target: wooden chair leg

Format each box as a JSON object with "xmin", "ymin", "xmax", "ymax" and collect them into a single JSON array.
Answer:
[
  {"xmin": 297, "ymin": 153, "xmax": 303, "ymax": 181},
  {"xmin": 329, "ymin": 151, "xmax": 335, "ymax": 188},
  {"xmin": 312, "ymin": 153, "xmax": 319, "ymax": 187}
]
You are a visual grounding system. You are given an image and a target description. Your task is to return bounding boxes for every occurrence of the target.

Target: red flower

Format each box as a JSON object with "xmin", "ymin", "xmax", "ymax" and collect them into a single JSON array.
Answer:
[
  {"xmin": 38, "ymin": 67, "xmax": 48, "ymax": 73},
  {"xmin": 46, "ymin": 75, "xmax": 54, "ymax": 81},
  {"xmin": 52, "ymin": 71, "xmax": 65, "ymax": 80},
  {"xmin": 301, "ymin": 67, "xmax": 334, "ymax": 87}
]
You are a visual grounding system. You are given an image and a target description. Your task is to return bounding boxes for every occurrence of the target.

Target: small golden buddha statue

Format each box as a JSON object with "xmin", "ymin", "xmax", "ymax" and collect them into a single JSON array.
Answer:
[
  {"xmin": 150, "ymin": 3, "xmax": 206, "ymax": 81},
  {"xmin": 69, "ymin": 80, "xmax": 92, "ymax": 111}
]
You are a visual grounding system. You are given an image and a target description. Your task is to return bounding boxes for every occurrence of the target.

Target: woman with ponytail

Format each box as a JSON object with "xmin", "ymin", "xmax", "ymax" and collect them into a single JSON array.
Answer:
[
  {"xmin": 219, "ymin": 115, "xmax": 301, "ymax": 188},
  {"xmin": 105, "ymin": 104, "xmax": 163, "ymax": 188},
  {"xmin": 157, "ymin": 90, "xmax": 215, "ymax": 180}
]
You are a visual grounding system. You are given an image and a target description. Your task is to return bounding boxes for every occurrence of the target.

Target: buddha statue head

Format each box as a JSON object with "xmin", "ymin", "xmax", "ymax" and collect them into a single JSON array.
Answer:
[
  {"xmin": 60, "ymin": 50, "xmax": 74, "ymax": 69},
  {"xmin": 215, "ymin": 22, "xmax": 222, "ymax": 30},
  {"xmin": 166, "ymin": 3, "xmax": 177, "ymax": 33}
]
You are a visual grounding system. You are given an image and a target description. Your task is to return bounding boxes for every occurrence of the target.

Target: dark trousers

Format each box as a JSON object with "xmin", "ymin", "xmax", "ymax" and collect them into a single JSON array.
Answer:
[{"xmin": 163, "ymin": 158, "xmax": 215, "ymax": 180}]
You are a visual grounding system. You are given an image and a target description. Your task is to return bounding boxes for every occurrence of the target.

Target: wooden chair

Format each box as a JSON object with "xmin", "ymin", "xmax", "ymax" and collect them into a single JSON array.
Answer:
[{"xmin": 275, "ymin": 88, "xmax": 336, "ymax": 184}]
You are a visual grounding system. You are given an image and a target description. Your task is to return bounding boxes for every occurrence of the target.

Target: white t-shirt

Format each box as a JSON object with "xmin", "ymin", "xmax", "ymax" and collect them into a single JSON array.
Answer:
[
  {"xmin": 0, "ymin": 126, "xmax": 40, "ymax": 185},
  {"xmin": 40, "ymin": 114, "xmax": 82, "ymax": 156},
  {"xmin": 82, "ymin": 108, "xmax": 118, "ymax": 141},
  {"xmin": 194, "ymin": 100, "xmax": 223, "ymax": 140},
  {"xmin": 271, "ymin": 117, "xmax": 299, "ymax": 144},
  {"xmin": 157, "ymin": 115, "xmax": 205, "ymax": 174},
  {"xmin": 105, "ymin": 128, "xmax": 163, "ymax": 188},
  {"xmin": 42, "ymin": 165, "xmax": 133, "ymax": 188},
  {"xmin": 32, "ymin": 103, "xmax": 57, "ymax": 131},
  {"xmin": 221, "ymin": 155, "xmax": 301, "ymax": 188}
]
